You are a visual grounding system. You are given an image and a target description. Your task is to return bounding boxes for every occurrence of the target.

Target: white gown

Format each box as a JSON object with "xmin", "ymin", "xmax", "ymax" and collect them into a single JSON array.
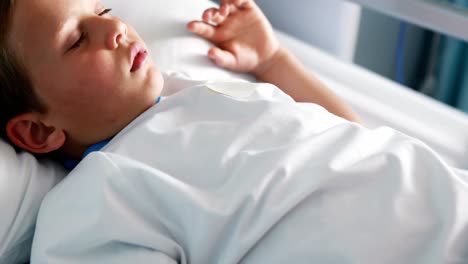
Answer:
[{"xmin": 31, "ymin": 75, "xmax": 468, "ymax": 264}]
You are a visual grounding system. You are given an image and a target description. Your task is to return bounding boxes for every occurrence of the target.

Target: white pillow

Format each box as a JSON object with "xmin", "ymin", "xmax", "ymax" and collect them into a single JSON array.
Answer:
[
  {"xmin": 1, "ymin": 0, "xmax": 253, "ymax": 263},
  {"xmin": 103, "ymin": 0, "xmax": 254, "ymax": 82},
  {"xmin": 0, "ymin": 142, "xmax": 65, "ymax": 264}
]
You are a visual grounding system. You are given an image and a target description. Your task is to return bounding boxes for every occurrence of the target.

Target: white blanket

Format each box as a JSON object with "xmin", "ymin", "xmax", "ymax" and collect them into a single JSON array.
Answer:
[{"xmin": 31, "ymin": 82, "xmax": 468, "ymax": 263}]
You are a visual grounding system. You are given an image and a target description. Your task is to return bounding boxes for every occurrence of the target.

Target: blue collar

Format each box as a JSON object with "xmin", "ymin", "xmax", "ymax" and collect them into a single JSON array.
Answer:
[
  {"xmin": 63, "ymin": 96, "xmax": 162, "ymax": 170},
  {"xmin": 63, "ymin": 138, "xmax": 111, "ymax": 170},
  {"xmin": 82, "ymin": 139, "xmax": 111, "ymax": 159}
]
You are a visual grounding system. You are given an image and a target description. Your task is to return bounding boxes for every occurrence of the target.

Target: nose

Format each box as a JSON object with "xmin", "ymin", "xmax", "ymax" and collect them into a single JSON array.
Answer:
[{"xmin": 103, "ymin": 18, "xmax": 127, "ymax": 50}]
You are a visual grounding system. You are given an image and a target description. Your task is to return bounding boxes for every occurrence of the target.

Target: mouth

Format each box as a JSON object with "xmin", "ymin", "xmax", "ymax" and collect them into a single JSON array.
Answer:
[{"xmin": 129, "ymin": 42, "xmax": 148, "ymax": 73}]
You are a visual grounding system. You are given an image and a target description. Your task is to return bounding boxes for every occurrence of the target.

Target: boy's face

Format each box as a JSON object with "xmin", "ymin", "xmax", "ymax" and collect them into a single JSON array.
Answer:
[{"xmin": 8, "ymin": 0, "xmax": 163, "ymax": 152}]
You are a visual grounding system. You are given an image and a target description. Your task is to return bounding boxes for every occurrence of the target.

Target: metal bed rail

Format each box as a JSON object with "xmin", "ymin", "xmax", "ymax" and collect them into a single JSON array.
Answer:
[{"xmin": 346, "ymin": 0, "xmax": 468, "ymax": 42}]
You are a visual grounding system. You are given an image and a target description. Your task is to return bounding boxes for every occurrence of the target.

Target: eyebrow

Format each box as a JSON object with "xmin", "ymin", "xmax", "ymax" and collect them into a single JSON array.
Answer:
[
  {"xmin": 54, "ymin": 17, "xmax": 79, "ymax": 51},
  {"xmin": 57, "ymin": 17, "xmax": 78, "ymax": 39},
  {"xmin": 54, "ymin": 0, "xmax": 102, "ymax": 51}
]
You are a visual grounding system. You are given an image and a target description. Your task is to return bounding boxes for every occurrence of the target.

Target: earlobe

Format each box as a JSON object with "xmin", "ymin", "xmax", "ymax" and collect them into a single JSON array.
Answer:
[{"xmin": 6, "ymin": 113, "xmax": 66, "ymax": 154}]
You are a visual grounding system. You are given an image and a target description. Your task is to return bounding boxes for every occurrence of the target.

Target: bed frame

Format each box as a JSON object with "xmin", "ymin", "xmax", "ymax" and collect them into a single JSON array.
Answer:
[{"xmin": 347, "ymin": 0, "xmax": 468, "ymax": 42}]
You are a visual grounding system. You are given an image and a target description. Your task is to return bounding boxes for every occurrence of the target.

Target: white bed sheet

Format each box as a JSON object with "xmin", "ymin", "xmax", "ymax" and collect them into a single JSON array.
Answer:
[
  {"xmin": 277, "ymin": 31, "xmax": 468, "ymax": 169},
  {"xmin": 32, "ymin": 81, "xmax": 468, "ymax": 264},
  {"xmin": 104, "ymin": 0, "xmax": 468, "ymax": 168}
]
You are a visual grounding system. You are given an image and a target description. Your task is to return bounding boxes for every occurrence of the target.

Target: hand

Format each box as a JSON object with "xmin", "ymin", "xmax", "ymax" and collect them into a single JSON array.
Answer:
[{"xmin": 187, "ymin": 0, "xmax": 280, "ymax": 76}]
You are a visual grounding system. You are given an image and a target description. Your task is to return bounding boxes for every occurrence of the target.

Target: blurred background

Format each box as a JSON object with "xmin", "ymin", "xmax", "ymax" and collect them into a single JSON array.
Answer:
[{"xmin": 212, "ymin": 0, "xmax": 468, "ymax": 115}]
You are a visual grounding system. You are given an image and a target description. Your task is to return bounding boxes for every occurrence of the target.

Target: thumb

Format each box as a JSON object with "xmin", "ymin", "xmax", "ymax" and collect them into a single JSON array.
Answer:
[{"xmin": 208, "ymin": 47, "xmax": 238, "ymax": 70}]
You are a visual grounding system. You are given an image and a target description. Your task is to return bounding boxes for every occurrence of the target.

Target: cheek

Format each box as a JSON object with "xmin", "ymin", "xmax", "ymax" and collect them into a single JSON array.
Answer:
[
  {"xmin": 34, "ymin": 51, "xmax": 124, "ymax": 108},
  {"xmin": 66, "ymin": 55, "xmax": 125, "ymax": 104},
  {"xmin": 45, "ymin": 60, "xmax": 122, "ymax": 122},
  {"xmin": 74, "ymin": 53, "xmax": 121, "ymax": 88}
]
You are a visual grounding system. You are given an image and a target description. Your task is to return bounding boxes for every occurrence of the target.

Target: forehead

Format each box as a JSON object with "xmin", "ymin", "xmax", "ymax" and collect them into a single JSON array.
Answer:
[{"xmin": 8, "ymin": 0, "xmax": 96, "ymax": 62}]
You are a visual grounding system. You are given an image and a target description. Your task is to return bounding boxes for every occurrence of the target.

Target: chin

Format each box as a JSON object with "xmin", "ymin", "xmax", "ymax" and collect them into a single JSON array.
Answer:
[
  {"xmin": 144, "ymin": 69, "xmax": 164, "ymax": 108},
  {"xmin": 152, "ymin": 66, "xmax": 164, "ymax": 93}
]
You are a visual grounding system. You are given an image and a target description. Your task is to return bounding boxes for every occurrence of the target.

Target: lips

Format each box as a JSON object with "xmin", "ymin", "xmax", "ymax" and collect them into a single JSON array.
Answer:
[{"xmin": 129, "ymin": 42, "xmax": 148, "ymax": 72}]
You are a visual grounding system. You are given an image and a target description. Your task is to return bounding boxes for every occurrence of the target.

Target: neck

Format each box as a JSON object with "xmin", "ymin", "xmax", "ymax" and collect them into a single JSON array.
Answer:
[{"xmin": 60, "ymin": 140, "xmax": 88, "ymax": 160}]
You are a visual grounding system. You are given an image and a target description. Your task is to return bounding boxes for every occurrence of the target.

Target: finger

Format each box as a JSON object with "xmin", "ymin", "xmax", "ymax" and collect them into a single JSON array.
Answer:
[
  {"xmin": 219, "ymin": 3, "xmax": 230, "ymax": 17},
  {"xmin": 218, "ymin": 0, "xmax": 255, "ymax": 19},
  {"xmin": 208, "ymin": 47, "xmax": 238, "ymax": 69},
  {"xmin": 202, "ymin": 8, "xmax": 218, "ymax": 23},
  {"xmin": 222, "ymin": 2, "xmax": 238, "ymax": 15},
  {"xmin": 187, "ymin": 21, "xmax": 217, "ymax": 40},
  {"xmin": 203, "ymin": 6, "xmax": 229, "ymax": 25},
  {"xmin": 211, "ymin": 11, "xmax": 228, "ymax": 25},
  {"xmin": 234, "ymin": 0, "xmax": 255, "ymax": 9}
]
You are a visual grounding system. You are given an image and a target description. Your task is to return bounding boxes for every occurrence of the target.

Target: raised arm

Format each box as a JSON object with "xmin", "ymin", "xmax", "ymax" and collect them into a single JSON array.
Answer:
[{"xmin": 187, "ymin": 0, "xmax": 362, "ymax": 123}]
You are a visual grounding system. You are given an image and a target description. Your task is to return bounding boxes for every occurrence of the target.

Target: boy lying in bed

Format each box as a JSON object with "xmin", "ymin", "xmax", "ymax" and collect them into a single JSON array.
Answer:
[
  {"xmin": 0, "ymin": 0, "xmax": 360, "ymax": 159},
  {"xmin": 2, "ymin": 0, "xmax": 468, "ymax": 263}
]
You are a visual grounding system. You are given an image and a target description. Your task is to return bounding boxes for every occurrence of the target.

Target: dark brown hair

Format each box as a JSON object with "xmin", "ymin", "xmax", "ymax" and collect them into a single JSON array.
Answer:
[{"xmin": 0, "ymin": 0, "xmax": 47, "ymax": 145}]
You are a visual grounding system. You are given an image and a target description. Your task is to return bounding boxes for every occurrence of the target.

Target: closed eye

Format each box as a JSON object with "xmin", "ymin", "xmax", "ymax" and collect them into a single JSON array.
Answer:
[
  {"xmin": 99, "ymin": 8, "xmax": 112, "ymax": 16},
  {"xmin": 69, "ymin": 32, "xmax": 86, "ymax": 50},
  {"xmin": 68, "ymin": 8, "xmax": 113, "ymax": 51}
]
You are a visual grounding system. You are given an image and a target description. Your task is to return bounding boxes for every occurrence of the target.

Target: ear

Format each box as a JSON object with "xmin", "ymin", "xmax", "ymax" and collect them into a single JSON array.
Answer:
[{"xmin": 6, "ymin": 113, "xmax": 66, "ymax": 154}]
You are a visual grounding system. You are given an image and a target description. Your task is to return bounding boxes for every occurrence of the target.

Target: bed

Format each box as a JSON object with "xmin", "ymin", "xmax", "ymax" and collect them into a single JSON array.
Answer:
[
  {"xmin": 278, "ymin": 30, "xmax": 468, "ymax": 169},
  {"xmin": 1, "ymin": 0, "xmax": 468, "ymax": 263}
]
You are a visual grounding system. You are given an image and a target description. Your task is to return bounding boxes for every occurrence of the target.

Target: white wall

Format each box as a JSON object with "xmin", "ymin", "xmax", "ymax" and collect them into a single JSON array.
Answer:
[
  {"xmin": 255, "ymin": 0, "xmax": 428, "ymax": 86},
  {"xmin": 255, "ymin": 0, "xmax": 361, "ymax": 62}
]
